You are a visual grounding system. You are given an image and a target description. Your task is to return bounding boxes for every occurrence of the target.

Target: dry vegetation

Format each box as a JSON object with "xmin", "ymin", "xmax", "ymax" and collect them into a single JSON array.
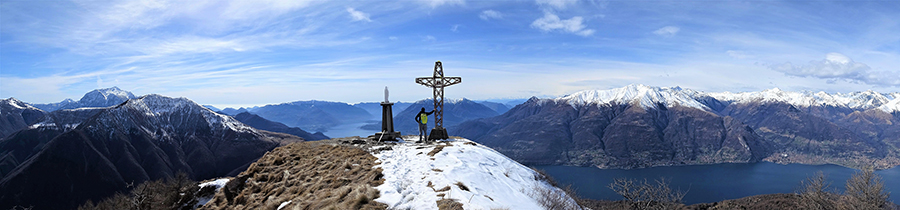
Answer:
[
  {"xmin": 794, "ymin": 169, "xmax": 894, "ymax": 210},
  {"xmin": 580, "ymin": 169, "xmax": 897, "ymax": 210},
  {"xmin": 199, "ymin": 142, "xmax": 387, "ymax": 210},
  {"xmin": 606, "ymin": 177, "xmax": 686, "ymax": 210},
  {"xmin": 530, "ymin": 168, "xmax": 586, "ymax": 210},
  {"xmin": 78, "ymin": 173, "xmax": 214, "ymax": 210},
  {"xmin": 436, "ymin": 198, "xmax": 464, "ymax": 210}
]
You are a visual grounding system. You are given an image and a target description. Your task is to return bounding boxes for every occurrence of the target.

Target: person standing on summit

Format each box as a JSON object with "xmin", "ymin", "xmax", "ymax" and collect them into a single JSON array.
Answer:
[{"xmin": 415, "ymin": 107, "xmax": 434, "ymax": 142}]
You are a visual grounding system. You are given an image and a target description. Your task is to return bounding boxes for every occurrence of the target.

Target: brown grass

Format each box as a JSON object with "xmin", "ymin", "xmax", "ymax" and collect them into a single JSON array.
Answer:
[
  {"xmin": 454, "ymin": 182, "xmax": 469, "ymax": 191},
  {"xmin": 428, "ymin": 144, "xmax": 452, "ymax": 156},
  {"xmin": 198, "ymin": 142, "xmax": 387, "ymax": 210},
  {"xmin": 435, "ymin": 186, "xmax": 451, "ymax": 192},
  {"xmin": 436, "ymin": 199, "xmax": 464, "ymax": 210}
]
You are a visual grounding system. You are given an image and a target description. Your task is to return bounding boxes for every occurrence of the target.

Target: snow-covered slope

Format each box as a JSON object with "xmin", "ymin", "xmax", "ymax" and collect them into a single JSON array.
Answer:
[
  {"xmin": 554, "ymin": 84, "xmax": 900, "ymax": 113},
  {"xmin": 374, "ymin": 137, "xmax": 578, "ymax": 210},
  {"xmin": 94, "ymin": 94, "xmax": 257, "ymax": 136},
  {"xmin": 1, "ymin": 98, "xmax": 42, "ymax": 112}
]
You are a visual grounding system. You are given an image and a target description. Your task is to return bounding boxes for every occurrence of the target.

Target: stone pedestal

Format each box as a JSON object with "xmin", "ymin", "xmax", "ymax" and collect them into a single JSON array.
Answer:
[{"xmin": 370, "ymin": 102, "xmax": 401, "ymax": 141}]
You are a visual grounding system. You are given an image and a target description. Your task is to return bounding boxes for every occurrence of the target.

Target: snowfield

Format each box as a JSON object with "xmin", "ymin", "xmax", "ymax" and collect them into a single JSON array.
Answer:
[{"xmin": 373, "ymin": 137, "xmax": 579, "ymax": 210}]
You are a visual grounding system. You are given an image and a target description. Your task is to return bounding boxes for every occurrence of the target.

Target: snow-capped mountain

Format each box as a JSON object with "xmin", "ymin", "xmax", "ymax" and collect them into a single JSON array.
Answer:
[
  {"xmin": 559, "ymin": 84, "xmax": 710, "ymax": 110},
  {"xmin": 90, "ymin": 94, "xmax": 258, "ymax": 138},
  {"xmin": 454, "ymin": 84, "xmax": 900, "ymax": 170},
  {"xmin": 30, "ymin": 86, "xmax": 137, "ymax": 112},
  {"xmin": 0, "ymin": 98, "xmax": 46, "ymax": 139},
  {"xmin": 707, "ymin": 88, "xmax": 900, "ymax": 111},
  {"xmin": 556, "ymin": 84, "xmax": 900, "ymax": 113},
  {"xmin": 0, "ymin": 94, "xmax": 303, "ymax": 210}
]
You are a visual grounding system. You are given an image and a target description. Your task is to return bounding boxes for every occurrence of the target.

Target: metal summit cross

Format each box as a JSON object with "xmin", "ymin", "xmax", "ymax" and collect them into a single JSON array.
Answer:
[{"xmin": 415, "ymin": 61, "xmax": 462, "ymax": 140}]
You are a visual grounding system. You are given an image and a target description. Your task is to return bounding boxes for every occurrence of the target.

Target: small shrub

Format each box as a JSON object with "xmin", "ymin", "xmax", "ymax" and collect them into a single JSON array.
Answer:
[
  {"xmin": 78, "ymin": 172, "xmax": 200, "ymax": 210},
  {"xmin": 530, "ymin": 185, "xmax": 583, "ymax": 210},
  {"xmin": 797, "ymin": 171, "xmax": 838, "ymax": 210},
  {"xmin": 607, "ymin": 177, "xmax": 685, "ymax": 210},
  {"xmin": 843, "ymin": 169, "xmax": 890, "ymax": 210}
]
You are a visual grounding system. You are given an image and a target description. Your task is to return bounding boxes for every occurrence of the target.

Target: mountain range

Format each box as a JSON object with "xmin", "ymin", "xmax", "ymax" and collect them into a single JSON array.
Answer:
[
  {"xmin": 248, "ymin": 100, "xmax": 372, "ymax": 132},
  {"xmin": 453, "ymin": 84, "xmax": 900, "ymax": 169},
  {"xmin": 230, "ymin": 112, "xmax": 330, "ymax": 140},
  {"xmin": 0, "ymin": 92, "xmax": 306, "ymax": 209},
  {"xmin": 364, "ymin": 98, "xmax": 502, "ymax": 135}
]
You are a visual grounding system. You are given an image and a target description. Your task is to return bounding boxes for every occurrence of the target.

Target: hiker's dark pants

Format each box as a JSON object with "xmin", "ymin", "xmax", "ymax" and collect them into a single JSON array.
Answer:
[{"xmin": 418, "ymin": 123, "xmax": 427, "ymax": 141}]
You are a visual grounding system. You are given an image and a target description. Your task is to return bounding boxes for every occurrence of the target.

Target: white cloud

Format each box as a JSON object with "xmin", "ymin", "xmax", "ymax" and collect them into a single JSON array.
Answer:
[
  {"xmin": 726, "ymin": 50, "xmax": 753, "ymax": 59},
  {"xmin": 346, "ymin": 7, "xmax": 372, "ymax": 22},
  {"xmin": 451, "ymin": 24, "xmax": 460, "ymax": 32},
  {"xmin": 531, "ymin": 12, "xmax": 594, "ymax": 36},
  {"xmin": 770, "ymin": 53, "xmax": 900, "ymax": 86},
  {"xmin": 424, "ymin": 35, "xmax": 436, "ymax": 41},
  {"xmin": 653, "ymin": 26, "xmax": 680, "ymax": 37},
  {"xmin": 479, "ymin": 10, "xmax": 503, "ymax": 20},
  {"xmin": 419, "ymin": 0, "xmax": 465, "ymax": 8},
  {"xmin": 389, "ymin": 36, "xmax": 398, "ymax": 40},
  {"xmin": 536, "ymin": 0, "xmax": 578, "ymax": 10}
]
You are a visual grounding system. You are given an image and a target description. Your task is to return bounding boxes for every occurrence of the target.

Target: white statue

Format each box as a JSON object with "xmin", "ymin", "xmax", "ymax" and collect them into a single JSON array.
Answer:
[{"xmin": 384, "ymin": 86, "xmax": 389, "ymax": 103}]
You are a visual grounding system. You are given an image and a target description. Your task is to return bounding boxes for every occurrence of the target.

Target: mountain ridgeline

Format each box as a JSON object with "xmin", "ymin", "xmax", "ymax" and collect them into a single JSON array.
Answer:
[
  {"xmin": 250, "ymin": 100, "xmax": 372, "ymax": 132},
  {"xmin": 453, "ymin": 84, "xmax": 900, "ymax": 170},
  {"xmin": 367, "ymin": 98, "xmax": 502, "ymax": 135},
  {"xmin": 0, "ymin": 94, "xmax": 305, "ymax": 210}
]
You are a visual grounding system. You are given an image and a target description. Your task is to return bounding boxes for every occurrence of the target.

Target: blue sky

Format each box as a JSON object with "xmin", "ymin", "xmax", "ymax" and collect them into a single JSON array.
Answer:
[{"xmin": 2, "ymin": 0, "xmax": 899, "ymax": 108}]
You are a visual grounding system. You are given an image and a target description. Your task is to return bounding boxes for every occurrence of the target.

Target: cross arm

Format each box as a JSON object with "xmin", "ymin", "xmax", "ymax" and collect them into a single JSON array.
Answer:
[{"xmin": 415, "ymin": 77, "xmax": 461, "ymax": 88}]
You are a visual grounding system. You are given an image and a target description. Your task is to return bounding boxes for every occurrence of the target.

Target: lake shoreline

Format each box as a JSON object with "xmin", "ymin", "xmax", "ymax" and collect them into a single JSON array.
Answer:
[{"xmin": 532, "ymin": 162, "xmax": 900, "ymax": 205}]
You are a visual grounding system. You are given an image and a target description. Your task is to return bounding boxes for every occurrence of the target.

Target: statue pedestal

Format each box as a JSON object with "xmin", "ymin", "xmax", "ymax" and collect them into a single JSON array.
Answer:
[{"xmin": 369, "ymin": 102, "xmax": 401, "ymax": 141}]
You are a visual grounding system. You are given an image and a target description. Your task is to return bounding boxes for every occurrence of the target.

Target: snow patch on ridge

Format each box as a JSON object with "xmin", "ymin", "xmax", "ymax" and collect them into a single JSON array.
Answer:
[{"xmin": 373, "ymin": 138, "xmax": 577, "ymax": 210}]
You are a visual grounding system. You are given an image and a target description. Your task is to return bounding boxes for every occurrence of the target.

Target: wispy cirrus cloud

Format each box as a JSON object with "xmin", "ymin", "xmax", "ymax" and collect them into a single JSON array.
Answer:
[
  {"xmin": 769, "ymin": 53, "xmax": 900, "ymax": 86},
  {"xmin": 419, "ymin": 0, "xmax": 465, "ymax": 8},
  {"xmin": 653, "ymin": 26, "xmax": 680, "ymax": 37},
  {"xmin": 531, "ymin": 12, "xmax": 594, "ymax": 36},
  {"xmin": 347, "ymin": 8, "xmax": 372, "ymax": 22},
  {"xmin": 536, "ymin": 0, "xmax": 578, "ymax": 10},
  {"xmin": 479, "ymin": 10, "xmax": 503, "ymax": 20}
]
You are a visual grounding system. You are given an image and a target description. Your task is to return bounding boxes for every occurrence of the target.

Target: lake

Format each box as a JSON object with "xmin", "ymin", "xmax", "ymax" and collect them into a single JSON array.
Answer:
[
  {"xmin": 533, "ymin": 162, "xmax": 900, "ymax": 205},
  {"xmin": 321, "ymin": 121, "xmax": 375, "ymax": 139}
]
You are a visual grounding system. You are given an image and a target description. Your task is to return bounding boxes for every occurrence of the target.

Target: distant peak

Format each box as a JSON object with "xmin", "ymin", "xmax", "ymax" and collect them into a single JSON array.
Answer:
[{"xmin": 97, "ymin": 86, "xmax": 121, "ymax": 91}]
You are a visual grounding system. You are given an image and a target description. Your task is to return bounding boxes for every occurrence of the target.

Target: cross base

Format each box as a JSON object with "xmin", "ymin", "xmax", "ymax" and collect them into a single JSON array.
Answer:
[
  {"xmin": 428, "ymin": 126, "xmax": 449, "ymax": 141},
  {"xmin": 369, "ymin": 131, "xmax": 402, "ymax": 141}
]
